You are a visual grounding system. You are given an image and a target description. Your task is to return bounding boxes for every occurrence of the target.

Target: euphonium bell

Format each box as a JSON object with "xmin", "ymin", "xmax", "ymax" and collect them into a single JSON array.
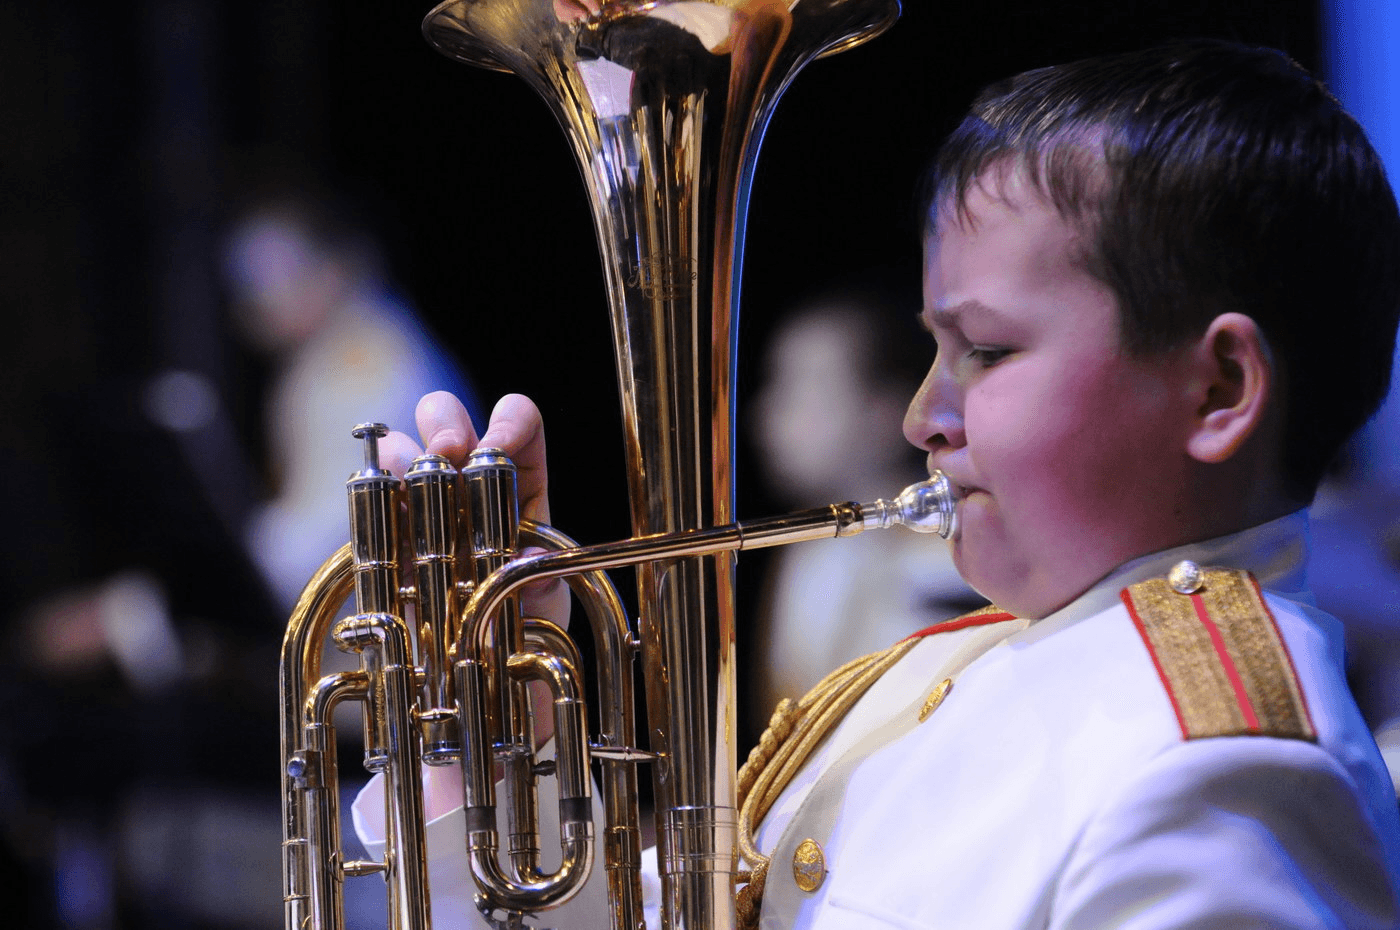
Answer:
[{"xmin": 279, "ymin": 2, "xmax": 932, "ymax": 929}]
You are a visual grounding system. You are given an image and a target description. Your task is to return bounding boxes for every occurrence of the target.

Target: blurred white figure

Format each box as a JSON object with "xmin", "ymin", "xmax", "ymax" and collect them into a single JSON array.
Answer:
[
  {"xmin": 1308, "ymin": 466, "xmax": 1400, "ymax": 795},
  {"xmin": 225, "ymin": 198, "xmax": 476, "ymax": 610},
  {"xmin": 748, "ymin": 299, "xmax": 977, "ymax": 729}
]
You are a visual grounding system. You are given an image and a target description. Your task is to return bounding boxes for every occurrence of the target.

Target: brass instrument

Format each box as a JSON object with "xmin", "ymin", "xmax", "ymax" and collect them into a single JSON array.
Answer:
[{"xmin": 278, "ymin": 2, "xmax": 952, "ymax": 929}]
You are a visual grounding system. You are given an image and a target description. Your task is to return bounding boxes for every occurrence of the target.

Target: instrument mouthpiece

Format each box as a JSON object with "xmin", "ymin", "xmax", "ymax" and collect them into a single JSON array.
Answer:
[{"xmin": 861, "ymin": 471, "xmax": 958, "ymax": 539}]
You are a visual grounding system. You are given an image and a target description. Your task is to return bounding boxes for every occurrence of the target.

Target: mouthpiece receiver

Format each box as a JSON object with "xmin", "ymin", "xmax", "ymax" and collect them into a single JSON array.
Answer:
[{"xmin": 723, "ymin": 471, "xmax": 958, "ymax": 551}]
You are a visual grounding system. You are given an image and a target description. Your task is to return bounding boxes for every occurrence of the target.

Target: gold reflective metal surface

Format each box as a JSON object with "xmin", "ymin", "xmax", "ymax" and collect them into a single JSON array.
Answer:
[
  {"xmin": 791, "ymin": 838, "xmax": 826, "ymax": 893},
  {"xmin": 278, "ymin": 2, "xmax": 933, "ymax": 929},
  {"xmin": 918, "ymin": 678, "xmax": 953, "ymax": 723},
  {"xmin": 421, "ymin": 2, "xmax": 901, "ymax": 927}
]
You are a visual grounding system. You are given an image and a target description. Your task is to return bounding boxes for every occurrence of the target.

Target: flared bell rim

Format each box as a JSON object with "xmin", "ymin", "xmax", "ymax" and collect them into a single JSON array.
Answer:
[
  {"xmin": 818, "ymin": 0, "xmax": 902, "ymax": 59},
  {"xmin": 422, "ymin": 0, "xmax": 903, "ymax": 74}
]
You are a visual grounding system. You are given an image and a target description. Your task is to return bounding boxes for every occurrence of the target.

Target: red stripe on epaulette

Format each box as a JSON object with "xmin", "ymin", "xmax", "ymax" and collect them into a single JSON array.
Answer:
[
  {"xmin": 1187, "ymin": 592, "xmax": 1262, "ymax": 731},
  {"xmin": 904, "ymin": 605, "xmax": 1016, "ymax": 641},
  {"xmin": 1122, "ymin": 591, "xmax": 1191, "ymax": 738}
]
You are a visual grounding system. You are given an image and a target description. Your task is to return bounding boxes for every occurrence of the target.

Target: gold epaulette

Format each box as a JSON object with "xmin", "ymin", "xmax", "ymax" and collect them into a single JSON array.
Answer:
[{"xmin": 1121, "ymin": 563, "xmax": 1316, "ymax": 742}]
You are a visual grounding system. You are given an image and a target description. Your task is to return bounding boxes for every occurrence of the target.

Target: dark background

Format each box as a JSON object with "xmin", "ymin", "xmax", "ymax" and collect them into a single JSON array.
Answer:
[{"xmin": 0, "ymin": 2, "xmax": 1335, "ymax": 927}]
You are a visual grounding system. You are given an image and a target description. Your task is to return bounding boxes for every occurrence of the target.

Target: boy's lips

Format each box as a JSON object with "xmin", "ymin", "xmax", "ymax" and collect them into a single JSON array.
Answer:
[
  {"xmin": 925, "ymin": 454, "xmax": 986, "ymax": 507},
  {"xmin": 929, "ymin": 464, "xmax": 977, "ymax": 499}
]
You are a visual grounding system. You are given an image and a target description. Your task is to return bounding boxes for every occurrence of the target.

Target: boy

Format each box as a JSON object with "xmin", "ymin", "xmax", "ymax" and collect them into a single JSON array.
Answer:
[{"xmin": 360, "ymin": 40, "xmax": 1400, "ymax": 927}]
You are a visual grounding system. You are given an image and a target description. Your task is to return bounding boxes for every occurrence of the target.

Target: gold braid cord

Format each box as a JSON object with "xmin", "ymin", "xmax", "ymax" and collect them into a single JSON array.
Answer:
[{"xmin": 733, "ymin": 637, "xmax": 923, "ymax": 929}]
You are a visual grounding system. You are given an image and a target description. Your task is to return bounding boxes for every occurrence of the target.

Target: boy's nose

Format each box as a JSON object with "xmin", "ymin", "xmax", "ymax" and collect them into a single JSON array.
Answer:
[{"xmin": 903, "ymin": 365, "xmax": 965, "ymax": 452}]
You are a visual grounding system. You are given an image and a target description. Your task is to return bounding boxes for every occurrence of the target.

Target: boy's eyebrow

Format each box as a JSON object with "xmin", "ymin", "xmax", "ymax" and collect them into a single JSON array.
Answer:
[{"xmin": 923, "ymin": 300, "xmax": 1014, "ymax": 332}]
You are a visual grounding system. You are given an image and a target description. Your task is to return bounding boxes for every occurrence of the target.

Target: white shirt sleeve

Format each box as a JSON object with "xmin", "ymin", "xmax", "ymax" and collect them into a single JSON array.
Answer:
[
  {"xmin": 1051, "ymin": 736, "xmax": 1400, "ymax": 930},
  {"xmin": 351, "ymin": 779, "xmax": 484, "ymax": 928},
  {"xmin": 350, "ymin": 758, "xmax": 651, "ymax": 929}
]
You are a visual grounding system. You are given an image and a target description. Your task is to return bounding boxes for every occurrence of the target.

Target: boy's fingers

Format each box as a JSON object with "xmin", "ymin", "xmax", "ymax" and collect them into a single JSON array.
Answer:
[
  {"xmin": 518, "ymin": 547, "xmax": 570, "ymax": 629},
  {"xmin": 477, "ymin": 393, "xmax": 551, "ymax": 524},
  {"xmin": 379, "ymin": 430, "xmax": 425, "ymax": 479},
  {"xmin": 416, "ymin": 391, "xmax": 480, "ymax": 468},
  {"xmin": 476, "ymin": 393, "xmax": 545, "ymax": 458},
  {"xmin": 405, "ymin": 390, "xmax": 551, "ymax": 525}
]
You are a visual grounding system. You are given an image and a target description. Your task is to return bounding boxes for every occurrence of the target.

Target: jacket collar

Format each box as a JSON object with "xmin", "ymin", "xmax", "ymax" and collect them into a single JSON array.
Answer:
[{"xmin": 1010, "ymin": 509, "xmax": 1312, "ymax": 645}]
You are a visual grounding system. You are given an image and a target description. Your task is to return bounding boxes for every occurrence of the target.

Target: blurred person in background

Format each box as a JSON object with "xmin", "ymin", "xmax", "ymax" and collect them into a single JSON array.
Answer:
[
  {"xmin": 223, "ymin": 193, "xmax": 482, "ymax": 612},
  {"xmin": 746, "ymin": 293, "xmax": 979, "ymax": 738},
  {"xmin": 1308, "ymin": 447, "xmax": 1400, "ymax": 796},
  {"xmin": 0, "ymin": 187, "xmax": 480, "ymax": 930},
  {"xmin": 224, "ymin": 190, "xmax": 482, "ymax": 930}
]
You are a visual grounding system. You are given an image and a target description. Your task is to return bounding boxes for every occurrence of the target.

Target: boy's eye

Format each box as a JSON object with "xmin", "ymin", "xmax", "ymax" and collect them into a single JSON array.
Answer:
[{"xmin": 967, "ymin": 345, "xmax": 1012, "ymax": 368}]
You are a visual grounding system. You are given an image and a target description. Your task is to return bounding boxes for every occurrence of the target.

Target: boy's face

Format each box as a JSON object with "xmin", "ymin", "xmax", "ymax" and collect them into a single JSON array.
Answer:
[{"xmin": 905, "ymin": 165, "xmax": 1199, "ymax": 619}]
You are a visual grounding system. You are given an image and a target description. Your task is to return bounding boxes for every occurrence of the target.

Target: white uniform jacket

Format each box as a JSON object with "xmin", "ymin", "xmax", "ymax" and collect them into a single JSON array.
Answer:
[{"xmin": 356, "ymin": 511, "xmax": 1400, "ymax": 928}]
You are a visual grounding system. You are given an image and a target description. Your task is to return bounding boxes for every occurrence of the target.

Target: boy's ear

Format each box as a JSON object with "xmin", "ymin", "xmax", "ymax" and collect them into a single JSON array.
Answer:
[{"xmin": 1184, "ymin": 312, "xmax": 1273, "ymax": 464}]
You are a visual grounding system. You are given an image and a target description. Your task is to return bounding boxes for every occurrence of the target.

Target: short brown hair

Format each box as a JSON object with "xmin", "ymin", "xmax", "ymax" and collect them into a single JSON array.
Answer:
[{"xmin": 926, "ymin": 40, "xmax": 1400, "ymax": 500}]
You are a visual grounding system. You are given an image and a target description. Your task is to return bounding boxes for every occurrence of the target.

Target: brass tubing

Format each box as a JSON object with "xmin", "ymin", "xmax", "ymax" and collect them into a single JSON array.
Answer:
[
  {"xmin": 458, "ymin": 634, "xmax": 596, "ymax": 911},
  {"xmin": 383, "ymin": 632, "xmax": 433, "ymax": 930},
  {"xmin": 462, "ymin": 449, "xmax": 548, "ymax": 892},
  {"xmin": 303, "ymin": 672, "xmax": 368, "ymax": 930},
  {"xmin": 405, "ymin": 454, "xmax": 464, "ymax": 764},
  {"xmin": 465, "ymin": 481, "xmax": 952, "ymax": 641},
  {"xmin": 347, "ymin": 425, "xmax": 404, "ymax": 774},
  {"xmin": 464, "ymin": 506, "xmax": 865, "ymax": 642},
  {"xmin": 333, "ymin": 613, "xmax": 432, "ymax": 930},
  {"xmin": 524, "ymin": 522, "xmax": 647, "ymax": 930},
  {"xmin": 280, "ymin": 545, "xmax": 355, "ymax": 930},
  {"xmin": 500, "ymin": 634, "xmax": 596, "ymax": 904},
  {"xmin": 462, "ymin": 449, "xmax": 529, "ymax": 754},
  {"xmin": 519, "ymin": 621, "xmax": 588, "ymax": 810},
  {"xmin": 445, "ymin": 518, "xmax": 649, "ymax": 924},
  {"xmin": 455, "ymin": 495, "xmax": 925, "ymax": 923},
  {"xmin": 501, "ymin": 743, "xmax": 543, "ymax": 881}
]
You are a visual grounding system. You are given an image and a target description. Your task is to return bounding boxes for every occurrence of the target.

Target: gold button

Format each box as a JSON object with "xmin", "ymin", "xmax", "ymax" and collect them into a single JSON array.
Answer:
[
  {"xmin": 918, "ymin": 678, "xmax": 953, "ymax": 722},
  {"xmin": 1168, "ymin": 560, "xmax": 1205, "ymax": 594},
  {"xmin": 792, "ymin": 838, "xmax": 826, "ymax": 892}
]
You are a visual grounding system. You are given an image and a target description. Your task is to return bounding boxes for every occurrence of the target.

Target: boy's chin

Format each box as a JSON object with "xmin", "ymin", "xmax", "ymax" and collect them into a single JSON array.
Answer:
[
  {"xmin": 948, "ymin": 541, "xmax": 996, "ymax": 605},
  {"xmin": 946, "ymin": 500, "xmax": 1038, "ymax": 612},
  {"xmin": 950, "ymin": 537, "xmax": 1056, "ymax": 619}
]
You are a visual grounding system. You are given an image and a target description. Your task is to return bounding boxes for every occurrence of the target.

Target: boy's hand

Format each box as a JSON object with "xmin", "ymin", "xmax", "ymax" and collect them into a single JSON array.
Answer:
[
  {"xmin": 380, "ymin": 390, "xmax": 569, "ymax": 628},
  {"xmin": 382, "ymin": 390, "xmax": 569, "ymax": 760}
]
